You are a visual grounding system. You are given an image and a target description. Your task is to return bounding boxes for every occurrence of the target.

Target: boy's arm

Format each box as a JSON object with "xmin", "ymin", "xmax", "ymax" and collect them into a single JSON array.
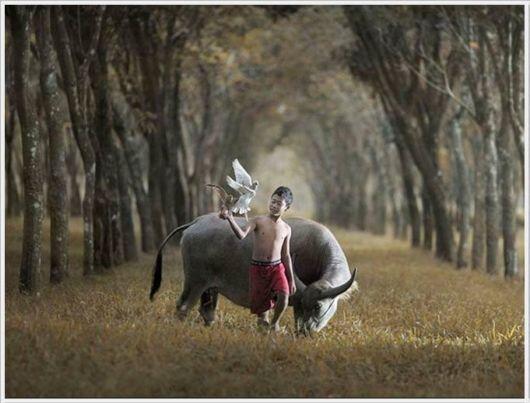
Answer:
[
  {"xmin": 223, "ymin": 209, "xmax": 256, "ymax": 240},
  {"xmin": 281, "ymin": 229, "xmax": 296, "ymax": 295}
]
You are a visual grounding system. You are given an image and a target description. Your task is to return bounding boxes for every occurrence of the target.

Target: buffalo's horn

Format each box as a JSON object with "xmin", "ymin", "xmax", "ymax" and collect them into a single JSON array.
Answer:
[{"xmin": 318, "ymin": 267, "xmax": 357, "ymax": 300}]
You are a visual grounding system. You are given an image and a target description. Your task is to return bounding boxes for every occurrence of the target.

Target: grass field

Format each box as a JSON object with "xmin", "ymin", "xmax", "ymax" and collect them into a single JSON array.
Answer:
[{"xmin": 4, "ymin": 218, "xmax": 525, "ymax": 398}]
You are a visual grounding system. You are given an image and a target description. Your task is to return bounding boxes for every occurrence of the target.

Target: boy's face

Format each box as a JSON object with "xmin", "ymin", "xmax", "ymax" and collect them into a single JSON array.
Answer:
[{"xmin": 269, "ymin": 194, "xmax": 288, "ymax": 217}]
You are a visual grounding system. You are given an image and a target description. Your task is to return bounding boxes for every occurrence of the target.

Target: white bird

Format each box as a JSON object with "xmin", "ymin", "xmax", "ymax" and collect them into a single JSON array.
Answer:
[{"xmin": 226, "ymin": 159, "xmax": 259, "ymax": 220}]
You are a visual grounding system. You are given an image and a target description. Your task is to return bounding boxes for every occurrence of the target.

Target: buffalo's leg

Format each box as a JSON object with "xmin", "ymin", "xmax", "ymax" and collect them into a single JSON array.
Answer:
[
  {"xmin": 176, "ymin": 281, "xmax": 208, "ymax": 320},
  {"xmin": 199, "ymin": 287, "xmax": 219, "ymax": 326}
]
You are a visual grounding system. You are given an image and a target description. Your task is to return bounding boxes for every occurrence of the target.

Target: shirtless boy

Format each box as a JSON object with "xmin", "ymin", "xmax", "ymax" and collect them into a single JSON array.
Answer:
[{"xmin": 220, "ymin": 186, "xmax": 296, "ymax": 332}]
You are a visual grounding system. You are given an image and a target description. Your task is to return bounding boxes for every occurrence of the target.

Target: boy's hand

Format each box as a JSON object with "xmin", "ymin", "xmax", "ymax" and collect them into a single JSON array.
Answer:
[
  {"xmin": 289, "ymin": 281, "xmax": 296, "ymax": 295},
  {"xmin": 219, "ymin": 207, "xmax": 231, "ymax": 220}
]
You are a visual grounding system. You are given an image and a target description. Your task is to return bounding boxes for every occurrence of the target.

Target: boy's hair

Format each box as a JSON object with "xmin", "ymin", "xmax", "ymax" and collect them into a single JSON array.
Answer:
[{"xmin": 271, "ymin": 186, "xmax": 293, "ymax": 209}]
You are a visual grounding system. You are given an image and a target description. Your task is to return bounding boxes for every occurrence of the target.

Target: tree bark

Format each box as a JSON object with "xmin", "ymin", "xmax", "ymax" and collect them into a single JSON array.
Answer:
[
  {"xmin": 421, "ymin": 186, "xmax": 433, "ymax": 251},
  {"xmin": 476, "ymin": 29, "xmax": 500, "ymax": 276},
  {"xmin": 369, "ymin": 144, "xmax": 387, "ymax": 235},
  {"xmin": 483, "ymin": 114, "xmax": 500, "ymax": 276},
  {"xmin": 160, "ymin": 15, "xmax": 180, "ymax": 233},
  {"xmin": 6, "ymin": 28, "xmax": 23, "ymax": 217},
  {"xmin": 51, "ymin": 6, "xmax": 104, "ymax": 275},
  {"xmin": 498, "ymin": 109, "xmax": 518, "ymax": 278},
  {"xmin": 36, "ymin": 6, "xmax": 69, "ymax": 283},
  {"xmin": 486, "ymin": 18, "xmax": 519, "ymax": 278},
  {"xmin": 394, "ymin": 137, "xmax": 421, "ymax": 247},
  {"xmin": 449, "ymin": 109, "xmax": 471, "ymax": 268},
  {"xmin": 11, "ymin": 6, "xmax": 44, "ymax": 293},
  {"xmin": 129, "ymin": 15, "xmax": 166, "ymax": 244},
  {"xmin": 6, "ymin": 87, "xmax": 22, "ymax": 217},
  {"xmin": 471, "ymin": 133, "xmax": 486, "ymax": 270},
  {"xmin": 383, "ymin": 144, "xmax": 403, "ymax": 239},
  {"xmin": 116, "ymin": 146, "xmax": 138, "ymax": 262},
  {"xmin": 90, "ymin": 19, "xmax": 124, "ymax": 269},
  {"xmin": 354, "ymin": 153, "xmax": 369, "ymax": 231},
  {"xmin": 112, "ymin": 93, "xmax": 156, "ymax": 253},
  {"xmin": 65, "ymin": 131, "xmax": 82, "ymax": 216}
]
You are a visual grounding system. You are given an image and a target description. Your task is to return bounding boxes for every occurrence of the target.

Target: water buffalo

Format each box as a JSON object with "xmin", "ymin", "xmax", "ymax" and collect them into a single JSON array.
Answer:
[{"xmin": 150, "ymin": 213, "xmax": 357, "ymax": 334}]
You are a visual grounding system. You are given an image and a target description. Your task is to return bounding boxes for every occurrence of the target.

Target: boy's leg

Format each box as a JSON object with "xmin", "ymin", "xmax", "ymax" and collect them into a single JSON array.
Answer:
[
  {"xmin": 256, "ymin": 311, "xmax": 269, "ymax": 327},
  {"xmin": 269, "ymin": 291, "xmax": 288, "ymax": 332}
]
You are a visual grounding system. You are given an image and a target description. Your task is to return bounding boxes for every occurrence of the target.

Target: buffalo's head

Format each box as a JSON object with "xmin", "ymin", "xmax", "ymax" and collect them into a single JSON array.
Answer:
[{"xmin": 290, "ymin": 266, "xmax": 357, "ymax": 335}]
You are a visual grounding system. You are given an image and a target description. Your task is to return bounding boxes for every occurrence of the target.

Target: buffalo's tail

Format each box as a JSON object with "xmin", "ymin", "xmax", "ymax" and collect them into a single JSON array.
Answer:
[{"xmin": 149, "ymin": 218, "xmax": 200, "ymax": 301}]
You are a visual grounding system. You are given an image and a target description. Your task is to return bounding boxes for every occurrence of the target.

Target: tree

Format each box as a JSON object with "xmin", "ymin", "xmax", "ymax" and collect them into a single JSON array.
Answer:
[
  {"xmin": 89, "ymin": 9, "xmax": 124, "ymax": 269},
  {"xmin": 484, "ymin": 8, "xmax": 521, "ymax": 278},
  {"xmin": 36, "ymin": 6, "xmax": 69, "ymax": 282},
  {"xmin": 448, "ymin": 108, "xmax": 471, "ymax": 268},
  {"xmin": 9, "ymin": 5, "xmax": 44, "ymax": 293},
  {"xmin": 346, "ymin": 6, "xmax": 456, "ymax": 261},
  {"xmin": 111, "ymin": 91, "xmax": 156, "ymax": 253},
  {"xmin": 5, "ymin": 45, "xmax": 22, "ymax": 217},
  {"xmin": 51, "ymin": 5, "xmax": 105, "ymax": 275}
]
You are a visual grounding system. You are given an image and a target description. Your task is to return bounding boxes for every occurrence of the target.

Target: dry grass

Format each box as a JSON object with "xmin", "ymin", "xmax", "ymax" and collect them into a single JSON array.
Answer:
[{"xmin": 4, "ymin": 218, "xmax": 524, "ymax": 398}]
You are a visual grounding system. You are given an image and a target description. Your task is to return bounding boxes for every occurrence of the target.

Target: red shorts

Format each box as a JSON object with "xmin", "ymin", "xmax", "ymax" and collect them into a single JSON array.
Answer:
[{"xmin": 249, "ymin": 260, "xmax": 290, "ymax": 315}]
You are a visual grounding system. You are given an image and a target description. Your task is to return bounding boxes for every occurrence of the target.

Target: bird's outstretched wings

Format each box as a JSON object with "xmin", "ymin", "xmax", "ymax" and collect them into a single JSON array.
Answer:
[
  {"xmin": 232, "ymin": 159, "xmax": 252, "ymax": 187},
  {"xmin": 227, "ymin": 175, "xmax": 253, "ymax": 195}
]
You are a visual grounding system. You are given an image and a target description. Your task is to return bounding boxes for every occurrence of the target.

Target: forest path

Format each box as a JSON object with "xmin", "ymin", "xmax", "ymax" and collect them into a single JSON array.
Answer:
[{"xmin": 5, "ymin": 218, "xmax": 524, "ymax": 397}]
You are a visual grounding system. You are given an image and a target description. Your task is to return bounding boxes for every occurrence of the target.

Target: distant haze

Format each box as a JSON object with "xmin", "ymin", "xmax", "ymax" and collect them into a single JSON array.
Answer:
[{"xmin": 252, "ymin": 146, "xmax": 315, "ymax": 219}]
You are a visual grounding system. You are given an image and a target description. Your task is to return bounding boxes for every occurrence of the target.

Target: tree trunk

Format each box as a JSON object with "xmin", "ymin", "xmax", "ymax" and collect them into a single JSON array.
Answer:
[
  {"xmin": 369, "ymin": 145, "xmax": 387, "ymax": 235},
  {"xmin": 487, "ymin": 20, "xmax": 519, "ymax": 278},
  {"xmin": 51, "ymin": 6, "xmax": 100, "ymax": 275},
  {"xmin": 394, "ymin": 137, "xmax": 421, "ymax": 247},
  {"xmin": 471, "ymin": 134, "xmax": 486, "ymax": 270},
  {"xmin": 160, "ymin": 18, "xmax": 180, "ymax": 233},
  {"xmin": 111, "ymin": 93, "xmax": 156, "ymax": 253},
  {"xmin": 400, "ymin": 115, "xmax": 453, "ymax": 260},
  {"xmin": 421, "ymin": 185, "xmax": 433, "ymax": 251},
  {"xmin": 483, "ymin": 114, "xmax": 500, "ymax": 276},
  {"xmin": 116, "ymin": 146, "xmax": 138, "ymax": 262},
  {"xmin": 11, "ymin": 6, "xmax": 44, "ymax": 293},
  {"xmin": 129, "ymin": 16, "xmax": 166, "ymax": 243},
  {"xmin": 449, "ymin": 110, "xmax": 471, "ymax": 269},
  {"xmin": 6, "ymin": 93, "xmax": 22, "ymax": 217},
  {"xmin": 384, "ymin": 144, "xmax": 403, "ymax": 239},
  {"xmin": 65, "ymin": 131, "xmax": 82, "ymax": 216},
  {"xmin": 356, "ymin": 174, "xmax": 368, "ymax": 231},
  {"xmin": 148, "ymin": 135, "xmax": 165, "ymax": 244},
  {"xmin": 498, "ymin": 110, "xmax": 518, "ymax": 278},
  {"xmin": 36, "ymin": 6, "xmax": 69, "ymax": 283},
  {"xmin": 90, "ymin": 22, "xmax": 124, "ymax": 269},
  {"xmin": 6, "ymin": 30, "xmax": 22, "ymax": 217}
]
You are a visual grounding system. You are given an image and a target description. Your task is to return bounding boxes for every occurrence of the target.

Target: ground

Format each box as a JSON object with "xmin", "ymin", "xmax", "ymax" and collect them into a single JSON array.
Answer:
[{"xmin": 4, "ymin": 218, "xmax": 524, "ymax": 398}]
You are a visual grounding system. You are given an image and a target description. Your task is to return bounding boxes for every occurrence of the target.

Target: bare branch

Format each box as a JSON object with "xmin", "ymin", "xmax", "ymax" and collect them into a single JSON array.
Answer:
[{"xmin": 398, "ymin": 53, "xmax": 476, "ymax": 120}]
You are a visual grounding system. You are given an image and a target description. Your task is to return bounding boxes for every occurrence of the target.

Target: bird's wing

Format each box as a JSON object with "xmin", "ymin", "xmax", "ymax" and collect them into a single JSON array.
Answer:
[
  {"xmin": 241, "ymin": 184, "xmax": 256, "ymax": 195},
  {"xmin": 232, "ymin": 194, "xmax": 251, "ymax": 214},
  {"xmin": 232, "ymin": 159, "xmax": 253, "ymax": 187},
  {"xmin": 227, "ymin": 175, "xmax": 247, "ymax": 195}
]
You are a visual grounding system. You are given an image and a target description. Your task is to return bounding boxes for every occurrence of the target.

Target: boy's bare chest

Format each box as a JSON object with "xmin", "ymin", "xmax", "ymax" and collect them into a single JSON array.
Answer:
[{"xmin": 255, "ymin": 222, "xmax": 286, "ymax": 243}]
